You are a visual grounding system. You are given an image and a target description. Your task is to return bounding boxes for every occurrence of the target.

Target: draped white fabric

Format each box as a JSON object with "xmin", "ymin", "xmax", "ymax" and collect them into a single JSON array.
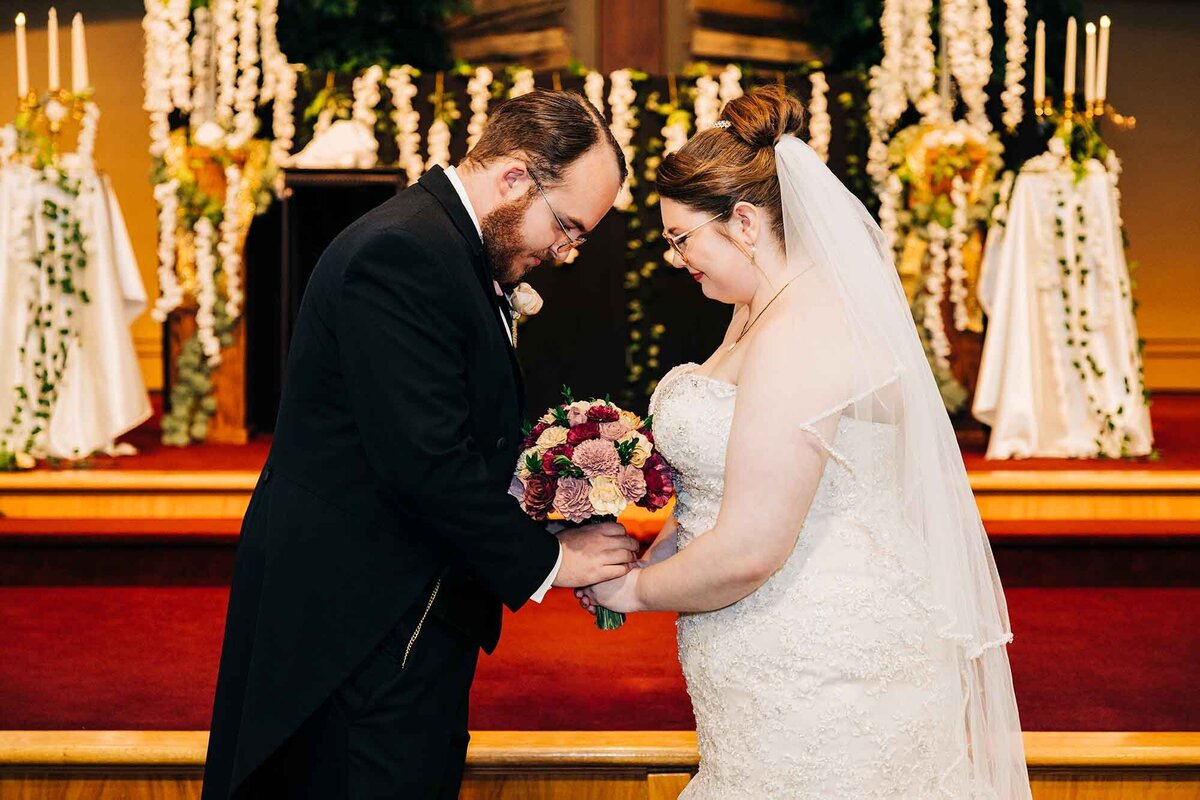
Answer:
[
  {"xmin": 973, "ymin": 165, "xmax": 1152, "ymax": 459},
  {"xmin": 0, "ymin": 165, "xmax": 150, "ymax": 459}
]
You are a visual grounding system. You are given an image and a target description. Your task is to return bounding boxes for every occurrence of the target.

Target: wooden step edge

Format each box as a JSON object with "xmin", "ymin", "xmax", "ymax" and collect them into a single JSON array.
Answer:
[
  {"xmin": 2, "ymin": 731, "xmax": 1198, "ymax": 768},
  {"xmin": 4, "ymin": 469, "xmax": 1198, "ymax": 494}
]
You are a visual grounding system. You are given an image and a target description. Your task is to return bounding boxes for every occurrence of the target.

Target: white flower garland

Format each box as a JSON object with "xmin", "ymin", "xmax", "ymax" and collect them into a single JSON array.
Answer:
[
  {"xmin": 270, "ymin": 57, "xmax": 297, "ymax": 178},
  {"xmin": 193, "ymin": 216, "xmax": 221, "ymax": 363},
  {"xmin": 905, "ymin": 0, "xmax": 937, "ymax": 106},
  {"xmin": 219, "ymin": 163, "xmax": 244, "ymax": 321},
  {"xmin": 466, "ymin": 66, "xmax": 493, "ymax": 151},
  {"xmin": 151, "ymin": 179, "xmax": 183, "ymax": 322},
  {"xmin": 229, "ymin": 0, "xmax": 261, "ymax": 148},
  {"xmin": 142, "ymin": 0, "xmax": 173, "ymax": 159},
  {"xmin": 943, "ymin": 0, "xmax": 993, "ymax": 134},
  {"xmin": 693, "ymin": 74, "xmax": 720, "ymax": 132},
  {"xmin": 426, "ymin": 79, "xmax": 452, "ymax": 171},
  {"xmin": 509, "ymin": 68, "xmax": 535, "ymax": 98},
  {"xmin": 807, "ymin": 71, "xmax": 831, "ymax": 162},
  {"xmin": 717, "ymin": 64, "xmax": 743, "ymax": 111},
  {"xmin": 387, "ymin": 66, "xmax": 423, "ymax": 186},
  {"xmin": 350, "ymin": 64, "xmax": 384, "ymax": 168},
  {"xmin": 607, "ymin": 69, "xmax": 637, "ymax": 210},
  {"xmin": 189, "ymin": 6, "xmax": 213, "ymax": 130},
  {"xmin": 1001, "ymin": 0, "xmax": 1028, "ymax": 131},
  {"xmin": 948, "ymin": 175, "xmax": 971, "ymax": 330},
  {"xmin": 924, "ymin": 221, "xmax": 952, "ymax": 371},
  {"xmin": 661, "ymin": 113, "xmax": 688, "ymax": 156},
  {"xmin": 213, "ymin": 0, "xmax": 238, "ymax": 129},
  {"xmin": 258, "ymin": 0, "xmax": 281, "ymax": 102},
  {"xmin": 584, "ymin": 71, "xmax": 605, "ymax": 115},
  {"xmin": 74, "ymin": 102, "xmax": 100, "ymax": 167},
  {"xmin": 166, "ymin": 0, "xmax": 193, "ymax": 114}
]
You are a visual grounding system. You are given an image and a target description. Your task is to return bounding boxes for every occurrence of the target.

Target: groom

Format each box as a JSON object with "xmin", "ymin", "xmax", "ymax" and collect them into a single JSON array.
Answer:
[{"xmin": 203, "ymin": 90, "xmax": 635, "ymax": 798}]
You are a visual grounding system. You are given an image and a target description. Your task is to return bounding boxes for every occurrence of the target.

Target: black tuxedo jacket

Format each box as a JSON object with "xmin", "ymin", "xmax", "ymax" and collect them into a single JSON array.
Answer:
[{"xmin": 202, "ymin": 166, "xmax": 560, "ymax": 798}]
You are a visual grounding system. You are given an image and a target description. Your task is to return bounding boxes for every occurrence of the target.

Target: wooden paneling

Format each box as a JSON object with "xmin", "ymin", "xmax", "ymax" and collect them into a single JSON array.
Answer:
[
  {"xmin": 2, "ymin": 731, "xmax": 1199, "ymax": 800},
  {"xmin": 599, "ymin": 0, "xmax": 663, "ymax": 73}
]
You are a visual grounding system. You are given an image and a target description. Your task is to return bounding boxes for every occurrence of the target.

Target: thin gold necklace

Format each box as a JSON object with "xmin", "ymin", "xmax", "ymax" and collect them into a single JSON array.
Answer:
[{"xmin": 729, "ymin": 275, "xmax": 800, "ymax": 352}]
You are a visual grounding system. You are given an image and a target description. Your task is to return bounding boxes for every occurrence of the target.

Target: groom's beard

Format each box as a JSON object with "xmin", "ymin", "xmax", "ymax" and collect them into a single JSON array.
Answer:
[{"xmin": 481, "ymin": 189, "xmax": 540, "ymax": 285}]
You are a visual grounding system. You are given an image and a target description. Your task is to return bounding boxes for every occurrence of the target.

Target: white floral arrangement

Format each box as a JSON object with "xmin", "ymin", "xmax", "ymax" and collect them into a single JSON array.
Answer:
[
  {"xmin": 807, "ymin": 71, "xmax": 831, "ymax": 162},
  {"xmin": 189, "ymin": 6, "xmax": 213, "ymax": 130},
  {"xmin": 219, "ymin": 163, "xmax": 244, "ymax": 321},
  {"xmin": 193, "ymin": 215, "xmax": 221, "ymax": 362},
  {"xmin": 693, "ymin": 73, "xmax": 720, "ymax": 132},
  {"xmin": 213, "ymin": 0, "xmax": 237, "ymax": 129},
  {"xmin": 509, "ymin": 68, "xmax": 535, "ymax": 98},
  {"xmin": 1001, "ymin": 0, "xmax": 1028, "ymax": 131},
  {"xmin": 387, "ymin": 66, "xmax": 423, "ymax": 186},
  {"xmin": 924, "ymin": 221, "xmax": 952, "ymax": 371},
  {"xmin": 349, "ymin": 64, "xmax": 384, "ymax": 168},
  {"xmin": 584, "ymin": 71, "xmax": 605, "ymax": 115},
  {"xmin": 717, "ymin": 64, "xmax": 743, "ymax": 111},
  {"xmin": 947, "ymin": 175, "xmax": 971, "ymax": 331},
  {"xmin": 607, "ymin": 69, "xmax": 638, "ymax": 211},
  {"xmin": 466, "ymin": 65, "xmax": 493, "ymax": 151}
]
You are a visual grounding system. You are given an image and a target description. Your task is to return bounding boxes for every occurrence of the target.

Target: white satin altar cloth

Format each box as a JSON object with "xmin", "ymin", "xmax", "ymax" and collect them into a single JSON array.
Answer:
[
  {"xmin": 0, "ymin": 163, "xmax": 150, "ymax": 460},
  {"xmin": 973, "ymin": 162, "xmax": 1152, "ymax": 459}
]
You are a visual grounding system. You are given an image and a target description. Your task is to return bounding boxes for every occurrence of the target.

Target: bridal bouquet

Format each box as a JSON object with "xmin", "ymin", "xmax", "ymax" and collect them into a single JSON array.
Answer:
[{"xmin": 511, "ymin": 388, "xmax": 674, "ymax": 630}]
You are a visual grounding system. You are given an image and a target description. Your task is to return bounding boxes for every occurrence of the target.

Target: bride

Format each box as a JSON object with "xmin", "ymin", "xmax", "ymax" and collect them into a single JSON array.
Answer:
[{"xmin": 579, "ymin": 86, "xmax": 1032, "ymax": 798}]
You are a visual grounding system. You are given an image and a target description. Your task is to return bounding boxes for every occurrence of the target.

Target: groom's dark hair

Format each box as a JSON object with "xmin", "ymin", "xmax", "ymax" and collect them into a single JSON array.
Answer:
[{"xmin": 463, "ymin": 89, "xmax": 627, "ymax": 187}]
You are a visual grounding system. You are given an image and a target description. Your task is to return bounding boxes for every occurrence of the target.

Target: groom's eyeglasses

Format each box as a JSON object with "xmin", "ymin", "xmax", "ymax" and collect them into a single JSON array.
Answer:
[
  {"xmin": 530, "ymin": 173, "xmax": 586, "ymax": 259},
  {"xmin": 663, "ymin": 211, "xmax": 724, "ymax": 264}
]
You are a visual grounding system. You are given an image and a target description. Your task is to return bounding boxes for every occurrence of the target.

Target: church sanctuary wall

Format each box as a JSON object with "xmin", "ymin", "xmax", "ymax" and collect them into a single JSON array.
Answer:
[{"xmin": 0, "ymin": 0, "xmax": 1195, "ymax": 395}]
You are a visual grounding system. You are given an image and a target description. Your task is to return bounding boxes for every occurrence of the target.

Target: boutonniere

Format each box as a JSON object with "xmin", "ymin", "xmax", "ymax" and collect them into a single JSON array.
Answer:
[{"xmin": 509, "ymin": 282, "xmax": 544, "ymax": 319}]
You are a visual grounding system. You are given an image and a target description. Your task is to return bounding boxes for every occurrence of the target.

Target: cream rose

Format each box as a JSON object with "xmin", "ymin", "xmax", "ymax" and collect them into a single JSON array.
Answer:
[
  {"xmin": 510, "ymin": 282, "xmax": 543, "ymax": 317},
  {"xmin": 567, "ymin": 400, "xmax": 593, "ymax": 427},
  {"xmin": 534, "ymin": 425, "xmax": 568, "ymax": 454},
  {"xmin": 588, "ymin": 475, "xmax": 628, "ymax": 517},
  {"xmin": 620, "ymin": 430, "xmax": 652, "ymax": 467}
]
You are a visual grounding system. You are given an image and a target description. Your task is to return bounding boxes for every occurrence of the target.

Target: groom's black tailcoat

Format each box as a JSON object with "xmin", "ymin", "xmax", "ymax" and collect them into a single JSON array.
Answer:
[{"xmin": 202, "ymin": 166, "xmax": 560, "ymax": 798}]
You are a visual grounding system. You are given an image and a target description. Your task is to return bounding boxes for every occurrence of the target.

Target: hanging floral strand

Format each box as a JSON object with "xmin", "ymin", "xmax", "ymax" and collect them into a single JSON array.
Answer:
[
  {"xmin": 807, "ymin": 71, "xmax": 831, "ymax": 162},
  {"xmin": 387, "ymin": 65, "xmax": 423, "ymax": 186}
]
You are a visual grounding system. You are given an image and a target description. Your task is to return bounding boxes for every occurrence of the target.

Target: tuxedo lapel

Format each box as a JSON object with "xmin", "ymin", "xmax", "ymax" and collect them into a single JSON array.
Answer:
[{"xmin": 418, "ymin": 167, "xmax": 527, "ymax": 412}]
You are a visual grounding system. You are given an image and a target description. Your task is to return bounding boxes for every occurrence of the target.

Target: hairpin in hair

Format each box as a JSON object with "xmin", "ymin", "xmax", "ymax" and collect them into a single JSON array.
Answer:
[{"xmin": 713, "ymin": 120, "xmax": 731, "ymax": 129}]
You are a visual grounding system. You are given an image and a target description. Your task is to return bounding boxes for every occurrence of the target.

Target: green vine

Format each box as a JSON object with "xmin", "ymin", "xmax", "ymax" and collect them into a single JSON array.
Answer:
[{"xmin": 2, "ymin": 169, "xmax": 90, "ymax": 467}]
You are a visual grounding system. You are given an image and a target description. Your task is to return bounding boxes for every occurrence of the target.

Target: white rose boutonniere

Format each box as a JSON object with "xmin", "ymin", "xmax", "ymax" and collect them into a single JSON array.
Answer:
[{"xmin": 509, "ymin": 282, "xmax": 543, "ymax": 318}]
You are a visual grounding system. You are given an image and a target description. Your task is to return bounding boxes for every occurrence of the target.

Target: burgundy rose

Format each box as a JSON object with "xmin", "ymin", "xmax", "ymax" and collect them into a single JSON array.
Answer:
[
  {"xmin": 541, "ymin": 444, "xmax": 575, "ymax": 475},
  {"xmin": 524, "ymin": 421, "xmax": 549, "ymax": 449},
  {"xmin": 639, "ymin": 428, "xmax": 655, "ymax": 444},
  {"xmin": 586, "ymin": 404, "xmax": 620, "ymax": 423},
  {"xmin": 522, "ymin": 473, "xmax": 556, "ymax": 520},
  {"xmin": 567, "ymin": 421, "xmax": 600, "ymax": 446},
  {"xmin": 641, "ymin": 456, "xmax": 675, "ymax": 509}
]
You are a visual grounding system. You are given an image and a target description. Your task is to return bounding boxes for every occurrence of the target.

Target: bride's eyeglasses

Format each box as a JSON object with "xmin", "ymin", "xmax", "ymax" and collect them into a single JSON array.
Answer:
[
  {"xmin": 663, "ymin": 211, "xmax": 724, "ymax": 263},
  {"xmin": 530, "ymin": 172, "xmax": 586, "ymax": 259}
]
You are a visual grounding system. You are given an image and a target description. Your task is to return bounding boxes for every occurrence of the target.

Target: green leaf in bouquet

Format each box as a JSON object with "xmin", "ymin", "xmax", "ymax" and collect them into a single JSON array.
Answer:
[
  {"xmin": 552, "ymin": 406, "xmax": 570, "ymax": 425},
  {"xmin": 521, "ymin": 420, "xmax": 532, "ymax": 437},
  {"xmin": 553, "ymin": 456, "xmax": 585, "ymax": 478},
  {"xmin": 614, "ymin": 438, "xmax": 637, "ymax": 466},
  {"xmin": 643, "ymin": 414, "xmax": 654, "ymax": 430},
  {"xmin": 525, "ymin": 451, "xmax": 544, "ymax": 475},
  {"xmin": 560, "ymin": 385, "xmax": 576, "ymax": 404}
]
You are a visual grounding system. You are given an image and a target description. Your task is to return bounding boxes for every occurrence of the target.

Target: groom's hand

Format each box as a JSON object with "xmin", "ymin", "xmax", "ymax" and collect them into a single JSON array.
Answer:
[{"xmin": 552, "ymin": 522, "xmax": 639, "ymax": 588}]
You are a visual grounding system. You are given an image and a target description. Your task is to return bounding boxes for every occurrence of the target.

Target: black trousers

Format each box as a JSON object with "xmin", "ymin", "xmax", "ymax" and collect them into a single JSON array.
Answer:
[{"xmin": 240, "ymin": 606, "xmax": 480, "ymax": 799}]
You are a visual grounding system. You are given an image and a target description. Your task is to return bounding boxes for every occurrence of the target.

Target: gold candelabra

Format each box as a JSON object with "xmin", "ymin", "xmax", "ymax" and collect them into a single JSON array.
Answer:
[
  {"xmin": 13, "ymin": 87, "xmax": 92, "ymax": 163},
  {"xmin": 1035, "ymin": 94, "xmax": 1136, "ymax": 133}
]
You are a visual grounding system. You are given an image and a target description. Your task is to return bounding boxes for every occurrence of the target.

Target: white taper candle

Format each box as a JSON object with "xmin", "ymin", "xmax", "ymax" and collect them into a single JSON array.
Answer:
[
  {"xmin": 1085, "ymin": 22, "xmax": 1097, "ymax": 104},
  {"xmin": 47, "ymin": 8, "xmax": 59, "ymax": 91},
  {"xmin": 1064, "ymin": 17, "xmax": 1077, "ymax": 98},
  {"xmin": 71, "ymin": 13, "xmax": 88, "ymax": 94},
  {"xmin": 1097, "ymin": 16, "xmax": 1111, "ymax": 104},
  {"xmin": 15, "ymin": 12, "xmax": 28, "ymax": 97}
]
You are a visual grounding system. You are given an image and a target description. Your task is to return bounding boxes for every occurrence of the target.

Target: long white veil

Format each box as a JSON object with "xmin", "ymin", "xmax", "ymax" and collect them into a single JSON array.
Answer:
[{"xmin": 776, "ymin": 134, "xmax": 1031, "ymax": 797}]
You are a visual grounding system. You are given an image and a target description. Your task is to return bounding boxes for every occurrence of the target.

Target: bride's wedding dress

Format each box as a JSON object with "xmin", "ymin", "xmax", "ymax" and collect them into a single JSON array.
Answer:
[{"xmin": 650, "ymin": 364, "xmax": 970, "ymax": 798}]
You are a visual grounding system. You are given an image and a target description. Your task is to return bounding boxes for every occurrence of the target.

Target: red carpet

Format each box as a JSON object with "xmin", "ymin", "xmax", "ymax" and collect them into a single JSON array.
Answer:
[
  {"xmin": 0, "ymin": 585, "xmax": 1196, "ymax": 732},
  {"xmin": 25, "ymin": 393, "xmax": 1200, "ymax": 474}
]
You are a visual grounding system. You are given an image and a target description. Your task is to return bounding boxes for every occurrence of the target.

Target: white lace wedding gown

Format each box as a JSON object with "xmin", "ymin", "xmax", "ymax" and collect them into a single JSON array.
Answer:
[{"xmin": 650, "ymin": 363, "xmax": 972, "ymax": 799}]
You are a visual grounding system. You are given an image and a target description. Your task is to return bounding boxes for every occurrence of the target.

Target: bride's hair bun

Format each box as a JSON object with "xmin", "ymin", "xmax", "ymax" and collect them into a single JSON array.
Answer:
[
  {"xmin": 656, "ymin": 84, "xmax": 807, "ymax": 245},
  {"xmin": 721, "ymin": 85, "xmax": 806, "ymax": 151}
]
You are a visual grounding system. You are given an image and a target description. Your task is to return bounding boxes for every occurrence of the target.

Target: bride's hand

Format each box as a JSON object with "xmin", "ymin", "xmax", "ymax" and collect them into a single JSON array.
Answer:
[{"xmin": 576, "ymin": 569, "xmax": 644, "ymax": 615}]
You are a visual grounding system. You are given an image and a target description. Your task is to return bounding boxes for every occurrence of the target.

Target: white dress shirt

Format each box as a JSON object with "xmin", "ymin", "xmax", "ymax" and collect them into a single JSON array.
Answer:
[{"xmin": 445, "ymin": 166, "xmax": 562, "ymax": 603}]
